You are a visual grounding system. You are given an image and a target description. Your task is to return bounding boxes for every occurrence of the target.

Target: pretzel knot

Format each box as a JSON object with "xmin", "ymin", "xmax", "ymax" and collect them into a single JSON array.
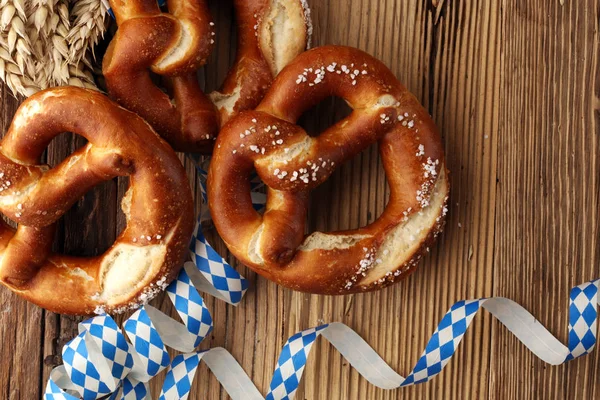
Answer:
[
  {"xmin": 103, "ymin": 0, "xmax": 312, "ymax": 153},
  {"xmin": 208, "ymin": 46, "xmax": 450, "ymax": 294},
  {"xmin": 0, "ymin": 88, "xmax": 194, "ymax": 315}
]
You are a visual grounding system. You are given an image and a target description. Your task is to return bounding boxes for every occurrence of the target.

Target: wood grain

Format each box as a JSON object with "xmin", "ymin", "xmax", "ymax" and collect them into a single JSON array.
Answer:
[{"xmin": 0, "ymin": 0, "xmax": 599, "ymax": 399}]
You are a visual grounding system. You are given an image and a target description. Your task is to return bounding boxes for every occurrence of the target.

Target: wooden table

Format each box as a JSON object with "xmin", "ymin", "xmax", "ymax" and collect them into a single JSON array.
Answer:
[{"xmin": 1, "ymin": 0, "xmax": 599, "ymax": 398}]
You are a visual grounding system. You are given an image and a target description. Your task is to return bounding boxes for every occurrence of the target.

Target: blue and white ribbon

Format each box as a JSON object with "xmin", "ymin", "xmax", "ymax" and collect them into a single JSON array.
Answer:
[
  {"xmin": 45, "ymin": 273, "xmax": 600, "ymax": 399},
  {"xmin": 44, "ymin": 161, "xmax": 600, "ymax": 398}
]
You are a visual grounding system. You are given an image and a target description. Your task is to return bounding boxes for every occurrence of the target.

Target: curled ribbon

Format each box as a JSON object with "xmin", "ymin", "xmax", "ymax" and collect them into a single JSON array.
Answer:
[
  {"xmin": 44, "ymin": 165, "xmax": 600, "ymax": 399},
  {"xmin": 45, "ymin": 277, "xmax": 600, "ymax": 399}
]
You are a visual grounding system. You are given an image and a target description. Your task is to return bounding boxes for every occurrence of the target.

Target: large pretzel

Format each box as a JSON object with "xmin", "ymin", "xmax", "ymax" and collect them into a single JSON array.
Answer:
[
  {"xmin": 0, "ymin": 87, "xmax": 194, "ymax": 315},
  {"xmin": 208, "ymin": 46, "xmax": 450, "ymax": 294},
  {"xmin": 103, "ymin": 0, "xmax": 311, "ymax": 153}
]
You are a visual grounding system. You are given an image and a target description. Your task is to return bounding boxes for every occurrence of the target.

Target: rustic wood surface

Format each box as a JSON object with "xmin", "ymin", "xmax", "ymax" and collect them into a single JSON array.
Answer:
[{"xmin": 1, "ymin": 0, "xmax": 599, "ymax": 398}]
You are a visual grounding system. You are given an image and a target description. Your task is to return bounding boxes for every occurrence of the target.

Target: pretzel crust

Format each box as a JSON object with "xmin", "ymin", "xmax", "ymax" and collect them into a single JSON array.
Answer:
[
  {"xmin": 0, "ymin": 88, "xmax": 194, "ymax": 315},
  {"xmin": 104, "ymin": 0, "xmax": 311, "ymax": 153},
  {"xmin": 208, "ymin": 46, "xmax": 449, "ymax": 294}
]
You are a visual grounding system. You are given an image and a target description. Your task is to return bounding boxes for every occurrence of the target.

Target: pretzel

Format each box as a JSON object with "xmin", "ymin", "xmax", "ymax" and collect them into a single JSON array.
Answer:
[
  {"xmin": 0, "ymin": 87, "xmax": 194, "ymax": 315},
  {"xmin": 208, "ymin": 46, "xmax": 449, "ymax": 294},
  {"xmin": 103, "ymin": 0, "xmax": 311, "ymax": 153}
]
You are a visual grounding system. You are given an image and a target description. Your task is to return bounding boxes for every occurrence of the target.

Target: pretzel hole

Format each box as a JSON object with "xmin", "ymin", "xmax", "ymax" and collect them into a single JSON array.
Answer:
[
  {"xmin": 292, "ymin": 96, "xmax": 387, "ymax": 231},
  {"xmin": 116, "ymin": 176, "xmax": 132, "ymax": 234},
  {"xmin": 249, "ymin": 168, "xmax": 268, "ymax": 217},
  {"xmin": 58, "ymin": 179, "xmax": 119, "ymax": 257},
  {"xmin": 41, "ymin": 134, "xmax": 120, "ymax": 256},
  {"xmin": 149, "ymin": 73, "xmax": 199, "ymax": 104},
  {"xmin": 0, "ymin": 129, "xmax": 126, "ymax": 267},
  {"xmin": 297, "ymin": 96, "xmax": 352, "ymax": 137},
  {"xmin": 308, "ymin": 142, "xmax": 389, "ymax": 232}
]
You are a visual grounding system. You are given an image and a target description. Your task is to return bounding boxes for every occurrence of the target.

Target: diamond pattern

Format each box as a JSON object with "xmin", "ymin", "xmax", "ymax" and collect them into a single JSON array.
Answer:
[
  {"xmin": 159, "ymin": 352, "xmax": 203, "ymax": 400},
  {"xmin": 266, "ymin": 326, "xmax": 328, "ymax": 400},
  {"xmin": 189, "ymin": 222, "xmax": 249, "ymax": 305},
  {"xmin": 167, "ymin": 268, "xmax": 213, "ymax": 346},
  {"xmin": 117, "ymin": 378, "xmax": 148, "ymax": 400},
  {"xmin": 61, "ymin": 332, "xmax": 113, "ymax": 399},
  {"xmin": 124, "ymin": 309, "xmax": 170, "ymax": 376},
  {"xmin": 44, "ymin": 379, "xmax": 78, "ymax": 400},
  {"xmin": 565, "ymin": 281, "xmax": 598, "ymax": 360},
  {"xmin": 80, "ymin": 316, "xmax": 133, "ymax": 381},
  {"xmin": 400, "ymin": 299, "xmax": 482, "ymax": 387}
]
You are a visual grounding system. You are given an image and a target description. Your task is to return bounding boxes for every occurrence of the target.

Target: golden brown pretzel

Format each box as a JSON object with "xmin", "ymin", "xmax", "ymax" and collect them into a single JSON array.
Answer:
[
  {"xmin": 0, "ymin": 87, "xmax": 194, "ymax": 315},
  {"xmin": 208, "ymin": 46, "xmax": 449, "ymax": 294},
  {"xmin": 103, "ymin": 0, "xmax": 311, "ymax": 153}
]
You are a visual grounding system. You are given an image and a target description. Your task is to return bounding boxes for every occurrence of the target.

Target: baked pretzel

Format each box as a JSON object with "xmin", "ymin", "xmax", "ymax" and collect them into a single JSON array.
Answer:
[
  {"xmin": 208, "ymin": 46, "xmax": 449, "ymax": 294},
  {"xmin": 0, "ymin": 87, "xmax": 194, "ymax": 315},
  {"xmin": 103, "ymin": 0, "xmax": 311, "ymax": 153}
]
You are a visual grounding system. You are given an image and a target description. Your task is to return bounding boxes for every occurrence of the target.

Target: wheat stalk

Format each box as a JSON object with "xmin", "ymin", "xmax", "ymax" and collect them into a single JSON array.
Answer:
[
  {"xmin": 0, "ymin": 0, "xmax": 107, "ymax": 98},
  {"xmin": 67, "ymin": 0, "xmax": 107, "ymax": 65}
]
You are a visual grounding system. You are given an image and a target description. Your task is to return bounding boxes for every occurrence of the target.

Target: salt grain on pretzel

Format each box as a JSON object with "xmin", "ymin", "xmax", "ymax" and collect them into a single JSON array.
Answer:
[
  {"xmin": 103, "ymin": 0, "xmax": 311, "ymax": 153},
  {"xmin": 208, "ymin": 46, "xmax": 450, "ymax": 294},
  {"xmin": 0, "ymin": 88, "xmax": 194, "ymax": 315}
]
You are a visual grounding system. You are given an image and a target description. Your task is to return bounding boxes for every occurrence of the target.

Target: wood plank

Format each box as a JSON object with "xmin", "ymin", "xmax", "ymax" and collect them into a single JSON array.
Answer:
[
  {"xmin": 491, "ymin": 0, "xmax": 600, "ymax": 399},
  {"xmin": 0, "ymin": 85, "xmax": 46, "ymax": 399}
]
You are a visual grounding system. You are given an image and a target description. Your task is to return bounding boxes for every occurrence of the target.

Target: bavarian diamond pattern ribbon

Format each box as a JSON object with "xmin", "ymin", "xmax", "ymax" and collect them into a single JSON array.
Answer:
[{"xmin": 45, "ymin": 161, "xmax": 600, "ymax": 398}]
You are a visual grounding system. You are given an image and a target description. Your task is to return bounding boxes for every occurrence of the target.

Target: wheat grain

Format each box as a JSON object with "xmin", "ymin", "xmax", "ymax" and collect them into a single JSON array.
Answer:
[
  {"xmin": 0, "ymin": 0, "xmax": 107, "ymax": 97},
  {"xmin": 67, "ymin": 0, "xmax": 107, "ymax": 64},
  {"xmin": 1, "ymin": 5, "xmax": 15, "ymax": 30}
]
